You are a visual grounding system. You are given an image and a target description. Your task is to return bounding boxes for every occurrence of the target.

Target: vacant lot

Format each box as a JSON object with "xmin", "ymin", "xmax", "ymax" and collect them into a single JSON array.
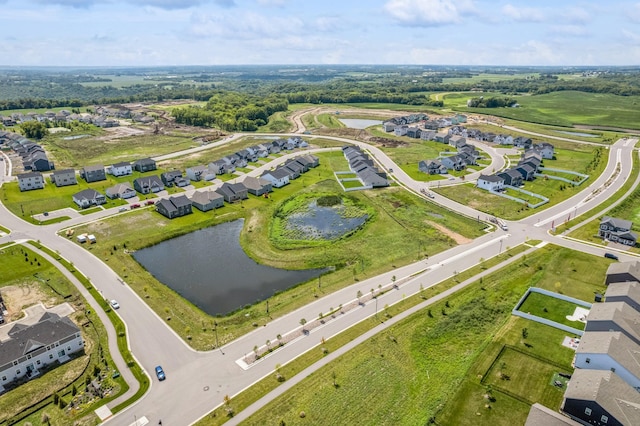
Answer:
[
  {"xmin": 242, "ymin": 245, "xmax": 604, "ymax": 426},
  {"xmin": 518, "ymin": 291, "xmax": 586, "ymax": 330}
]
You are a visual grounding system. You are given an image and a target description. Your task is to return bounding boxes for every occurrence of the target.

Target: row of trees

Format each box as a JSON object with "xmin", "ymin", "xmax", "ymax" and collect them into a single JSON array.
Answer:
[{"xmin": 466, "ymin": 96, "xmax": 518, "ymax": 108}]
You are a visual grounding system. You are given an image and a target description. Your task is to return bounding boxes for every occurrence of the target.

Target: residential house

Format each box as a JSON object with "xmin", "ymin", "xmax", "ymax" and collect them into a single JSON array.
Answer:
[
  {"xmin": 585, "ymin": 302, "xmax": 640, "ymax": 345},
  {"xmin": 241, "ymin": 176, "xmax": 272, "ymax": 196},
  {"xmin": 494, "ymin": 134, "xmax": 514, "ymax": 145},
  {"xmin": 519, "ymin": 158, "xmax": 541, "ymax": 173},
  {"xmin": 525, "ymin": 403, "xmax": 580, "ymax": 426},
  {"xmin": 297, "ymin": 154, "xmax": 319, "ymax": 168},
  {"xmin": 418, "ymin": 160, "xmax": 447, "ymax": 175},
  {"xmin": 270, "ymin": 141, "xmax": 282, "ymax": 154},
  {"xmin": 186, "ymin": 165, "xmax": 216, "ymax": 182},
  {"xmin": 24, "ymin": 151, "xmax": 54, "ymax": 172},
  {"xmin": 133, "ymin": 175, "xmax": 164, "ymax": 194},
  {"xmin": 423, "ymin": 120, "xmax": 440, "ymax": 130},
  {"xmin": 394, "ymin": 125, "xmax": 408, "ymax": 137},
  {"xmin": 105, "ymin": 182, "xmax": 136, "ymax": 199},
  {"xmin": 604, "ymin": 281, "xmax": 640, "ymax": 313},
  {"xmin": 261, "ymin": 168, "xmax": 290, "ymax": 188},
  {"xmin": 599, "ymin": 217, "xmax": 637, "ymax": 246},
  {"xmin": 382, "ymin": 122, "xmax": 396, "ymax": 132},
  {"xmin": 534, "ymin": 142, "xmax": 555, "ymax": 159},
  {"xmin": 0, "ymin": 312, "xmax": 84, "ymax": 393},
  {"xmin": 434, "ymin": 132, "xmax": 450, "ymax": 144},
  {"xmin": 440, "ymin": 155, "xmax": 466, "ymax": 171},
  {"xmin": 477, "ymin": 174, "xmax": 505, "ymax": 191},
  {"xmin": 449, "ymin": 135, "xmax": 467, "ymax": 148},
  {"xmin": 497, "ymin": 169, "xmax": 524, "ymax": 187},
  {"xmin": 50, "ymin": 169, "xmax": 77, "ymax": 187},
  {"xmin": 605, "ymin": 261, "xmax": 640, "ymax": 286},
  {"xmin": 132, "ymin": 158, "xmax": 157, "ymax": 173},
  {"xmin": 161, "ymin": 170, "xmax": 184, "ymax": 187},
  {"xmin": 514, "ymin": 136, "xmax": 533, "ymax": 149},
  {"xmin": 107, "ymin": 162, "xmax": 132, "ymax": 177},
  {"xmin": 216, "ymin": 182, "xmax": 248, "ymax": 203},
  {"xmin": 284, "ymin": 160, "xmax": 305, "ymax": 177},
  {"xmin": 17, "ymin": 172, "xmax": 44, "ymax": 192},
  {"xmin": 189, "ymin": 190, "xmax": 224, "ymax": 212},
  {"xmin": 358, "ymin": 168, "xmax": 389, "ymax": 188},
  {"xmin": 80, "ymin": 165, "xmax": 106, "ymax": 183},
  {"xmin": 72, "ymin": 189, "xmax": 106, "ymax": 208},
  {"xmin": 420, "ymin": 130, "xmax": 436, "ymax": 141},
  {"xmin": 515, "ymin": 163, "xmax": 536, "ymax": 181},
  {"xmin": 155, "ymin": 195, "xmax": 192, "ymax": 219},
  {"xmin": 574, "ymin": 331, "xmax": 640, "ymax": 391},
  {"xmin": 562, "ymin": 369, "xmax": 640, "ymax": 426},
  {"xmin": 406, "ymin": 127, "xmax": 421, "ymax": 138}
]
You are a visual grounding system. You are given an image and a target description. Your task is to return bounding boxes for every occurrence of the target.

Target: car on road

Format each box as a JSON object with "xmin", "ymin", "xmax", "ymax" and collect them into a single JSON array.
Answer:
[
  {"xmin": 110, "ymin": 299, "xmax": 120, "ymax": 309},
  {"xmin": 426, "ymin": 192, "xmax": 435, "ymax": 199},
  {"xmin": 155, "ymin": 365, "xmax": 166, "ymax": 381},
  {"xmin": 604, "ymin": 252, "xmax": 619, "ymax": 260},
  {"xmin": 388, "ymin": 168, "xmax": 393, "ymax": 173},
  {"xmin": 130, "ymin": 203, "xmax": 141, "ymax": 209},
  {"xmin": 118, "ymin": 207, "xmax": 127, "ymax": 212}
]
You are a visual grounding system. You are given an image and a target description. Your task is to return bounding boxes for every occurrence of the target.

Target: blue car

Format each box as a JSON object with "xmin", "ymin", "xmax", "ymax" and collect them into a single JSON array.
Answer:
[{"xmin": 155, "ymin": 365, "xmax": 166, "ymax": 381}]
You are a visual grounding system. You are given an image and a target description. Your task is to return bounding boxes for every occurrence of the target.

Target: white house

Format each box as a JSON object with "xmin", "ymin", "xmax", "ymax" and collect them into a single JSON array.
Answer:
[
  {"xmin": 17, "ymin": 172, "xmax": 44, "ymax": 192},
  {"xmin": 107, "ymin": 161, "xmax": 132, "ymax": 177},
  {"xmin": 0, "ymin": 312, "xmax": 84, "ymax": 393},
  {"xmin": 186, "ymin": 165, "xmax": 216, "ymax": 182},
  {"xmin": 477, "ymin": 174, "xmax": 505, "ymax": 191},
  {"xmin": 261, "ymin": 168, "xmax": 290, "ymax": 188},
  {"xmin": 574, "ymin": 331, "xmax": 640, "ymax": 391}
]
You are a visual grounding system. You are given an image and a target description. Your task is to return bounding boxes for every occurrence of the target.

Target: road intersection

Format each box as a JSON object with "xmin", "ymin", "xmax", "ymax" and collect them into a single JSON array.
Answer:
[{"xmin": 0, "ymin": 129, "xmax": 638, "ymax": 425}]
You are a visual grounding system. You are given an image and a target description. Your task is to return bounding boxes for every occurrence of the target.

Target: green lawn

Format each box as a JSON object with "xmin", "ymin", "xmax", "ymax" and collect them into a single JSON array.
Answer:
[
  {"xmin": 68, "ymin": 150, "xmax": 486, "ymax": 350},
  {"xmin": 257, "ymin": 110, "xmax": 293, "ymax": 133},
  {"xmin": 242, "ymin": 245, "xmax": 599, "ymax": 426},
  {"xmin": 517, "ymin": 292, "xmax": 586, "ymax": 330}
]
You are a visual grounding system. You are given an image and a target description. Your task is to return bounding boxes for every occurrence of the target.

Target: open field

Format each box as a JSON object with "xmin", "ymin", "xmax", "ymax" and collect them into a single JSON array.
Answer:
[
  {"xmin": 69, "ymin": 150, "xmax": 486, "ymax": 350},
  {"xmin": 241, "ymin": 245, "xmax": 605, "ymax": 426},
  {"xmin": 446, "ymin": 91, "xmax": 640, "ymax": 130},
  {"xmin": 441, "ymin": 73, "xmax": 540, "ymax": 83}
]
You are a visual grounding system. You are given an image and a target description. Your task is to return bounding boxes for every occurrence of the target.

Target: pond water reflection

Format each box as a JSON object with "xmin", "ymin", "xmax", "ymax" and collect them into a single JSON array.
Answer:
[{"xmin": 133, "ymin": 219, "xmax": 325, "ymax": 315}]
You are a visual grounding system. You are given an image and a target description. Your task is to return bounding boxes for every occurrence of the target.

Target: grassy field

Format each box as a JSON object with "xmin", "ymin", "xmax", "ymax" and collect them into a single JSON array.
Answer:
[
  {"xmin": 0, "ymin": 244, "xmax": 126, "ymax": 426},
  {"xmin": 316, "ymin": 113, "xmax": 345, "ymax": 129},
  {"xmin": 68, "ymin": 150, "xmax": 486, "ymax": 350},
  {"xmin": 441, "ymin": 73, "xmax": 540, "ymax": 83},
  {"xmin": 257, "ymin": 110, "xmax": 293, "ymax": 133},
  {"xmin": 241, "ymin": 245, "xmax": 606, "ymax": 426},
  {"xmin": 447, "ymin": 91, "xmax": 640, "ymax": 130},
  {"xmin": 517, "ymin": 292, "xmax": 586, "ymax": 329},
  {"xmin": 434, "ymin": 145, "xmax": 606, "ymax": 220}
]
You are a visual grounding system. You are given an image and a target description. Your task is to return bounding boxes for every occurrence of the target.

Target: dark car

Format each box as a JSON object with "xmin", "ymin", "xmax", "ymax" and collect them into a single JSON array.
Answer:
[
  {"xmin": 155, "ymin": 365, "xmax": 166, "ymax": 381},
  {"xmin": 604, "ymin": 252, "xmax": 619, "ymax": 260}
]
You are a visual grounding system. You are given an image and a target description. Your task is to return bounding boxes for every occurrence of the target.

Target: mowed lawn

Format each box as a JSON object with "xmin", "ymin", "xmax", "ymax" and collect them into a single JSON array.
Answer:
[
  {"xmin": 517, "ymin": 291, "xmax": 587, "ymax": 330},
  {"xmin": 241, "ymin": 245, "xmax": 607, "ymax": 426}
]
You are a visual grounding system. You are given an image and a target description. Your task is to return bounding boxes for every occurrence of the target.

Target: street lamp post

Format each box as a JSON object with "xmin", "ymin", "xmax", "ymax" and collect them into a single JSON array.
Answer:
[{"xmin": 214, "ymin": 321, "xmax": 219, "ymax": 349}]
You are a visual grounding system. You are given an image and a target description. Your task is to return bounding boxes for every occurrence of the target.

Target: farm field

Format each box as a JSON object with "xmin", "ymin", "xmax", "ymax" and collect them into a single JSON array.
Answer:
[
  {"xmin": 68, "ymin": 150, "xmax": 486, "ymax": 349},
  {"xmin": 242, "ymin": 245, "xmax": 607, "ymax": 426}
]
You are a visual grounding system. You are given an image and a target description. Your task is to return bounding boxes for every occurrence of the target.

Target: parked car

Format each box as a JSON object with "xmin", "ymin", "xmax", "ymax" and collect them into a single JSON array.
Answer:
[
  {"xmin": 110, "ymin": 299, "xmax": 120, "ymax": 309},
  {"xmin": 130, "ymin": 203, "xmax": 141, "ymax": 209},
  {"xmin": 155, "ymin": 365, "xmax": 166, "ymax": 381},
  {"xmin": 145, "ymin": 200, "xmax": 155, "ymax": 206},
  {"xmin": 604, "ymin": 252, "xmax": 619, "ymax": 260},
  {"xmin": 118, "ymin": 207, "xmax": 128, "ymax": 212}
]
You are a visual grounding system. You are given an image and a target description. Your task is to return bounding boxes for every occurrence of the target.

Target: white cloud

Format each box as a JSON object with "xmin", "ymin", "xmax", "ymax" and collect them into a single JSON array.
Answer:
[
  {"xmin": 622, "ymin": 29, "xmax": 640, "ymax": 44},
  {"xmin": 32, "ymin": 0, "xmax": 235, "ymax": 9},
  {"xmin": 256, "ymin": 0, "xmax": 286, "ymax": 6},
  {"xmin": 630, "ymin": 3, "xmax": 640, "ymax": 22},
  {"xmin": 384, "ymin": 0, "xmax": 477, "ymax": 26},
  {"xmin": 189, "ymin": 11, "xmax": 304, "ymax": 40},
  {"xmin": 562, "ymin": 6, "xmax": 590, "ymax": 24},
  {"xmin": 502, "ymin": 4, "xmax": 545, "ymax": 22},
  {"xmin": 549, "ymin": 25, "xmax": 589, "ymax": 37}
]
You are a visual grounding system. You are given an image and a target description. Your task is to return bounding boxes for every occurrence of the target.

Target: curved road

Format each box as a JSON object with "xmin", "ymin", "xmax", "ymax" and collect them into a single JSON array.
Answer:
[{"xmin": 0, "ymin": 121, "xmax": 637, "ymax": 425}]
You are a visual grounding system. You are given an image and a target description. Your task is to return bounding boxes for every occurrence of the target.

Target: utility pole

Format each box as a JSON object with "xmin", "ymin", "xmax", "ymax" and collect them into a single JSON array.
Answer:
[{"xmin": 214, "ymin": 321, "xmax": 219, "ymax": 349}]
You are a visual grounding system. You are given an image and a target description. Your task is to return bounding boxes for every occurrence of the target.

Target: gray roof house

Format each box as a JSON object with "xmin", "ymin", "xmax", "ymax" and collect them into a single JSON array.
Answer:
[
  {"xmin": 156, "ymin": 195, "xmax": 192, "ymax": 219},
  {"xmin": 80, "ymin": 165, "xmax": 106, "ymax": 183},
  {"xmin": 17, "ymin": 172, "xmax": 44, "ymax": 192},
  {"xmin": 358, "ymin": 167, "xmax": 389, "ymax": 188},
  {"xmin": 515, "ymin": 163, "xmax": 536, "ymax": 181},
  {"xmin": 132, "ymin": 157, "xmax": 157, "ymax": 173},
  {"xmin": 161, "ymin": 170, "xmax": 184, "ymax": 187},
  {"xmin": 190, "ymin": 190, "xmax": 224, "ymax": 212},
  {"xmin": 585, "ymin": 302, "xmax": 640, "ymax": 345},
  {"xmin": 497, "ymin": 169, "xmax": 523, "ymax": 187},
  {"xmin": 261, "ymin": 168, "xmax": 290, "ymax": 188},
  {"xmin": 574, "ymin": 331, "xmax": 640, "ymax": 391},
  {"xmin": 599, "ymin": 216, "xmax": 637, "ymax": 247},
  {"xmin": 107, "ymin": 161, "xmax": 132, "ymax": 177},
  {"xmin": 477, "ymin": 174, "xmax": 505, "ymax": 192},
  {"xmin": 440, "ymin": 154, "xmax": 466, "ymax": 171},
  {"xmin": 216, "ymin": 182, "xmax": 248, "ymax": 203},
  {"xmin": 186, "ymin": 165, "xmax": 216, "ymax": 182},
  {"xmin": 562, "ymin": 369, "xmax": 640, "ymax": 426},
  {"xmin": 605, "ymin": 281, "xmax": 640, "ymax": 313},
  {"xmin": 72, "ymin": 189, "xmax": 106, "ymax": 208},
  {"xmin": 133, "ymin": 175, "xmax": 164, "ymax": 194},
  {"xmin": 0, "ymin": 312, "xmax": 84, "ymax": 393},
  {"xmin": 241, "ymin": 176, "xmax": 272, "ymax": 196},
  {"xmin": 605, "ymin": 261, "xmax": 640, "ymax": 286},
  {"xmin": 525, "ymin": 403, "xmax": 580, "ymax": 426},
  {"xmin": 50, "ymin": 169, "xmax": 77, "ymax": 187},
  {"xmin": 105, "ymin": 182, "xmax": 136, "ymax": 199},
  {"xmin": 418, "ymin": 160, "xmax": 447, "ymax": 175},
  {"xmin": 284, "ymin": 161, "xmax": 304, "ymax": 178}
]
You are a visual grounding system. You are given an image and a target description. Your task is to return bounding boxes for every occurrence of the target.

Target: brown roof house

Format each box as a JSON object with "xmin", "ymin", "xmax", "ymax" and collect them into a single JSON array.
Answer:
[{"xmin": 190, "ymin": 190, "xmax": 224, "ymax": 212}]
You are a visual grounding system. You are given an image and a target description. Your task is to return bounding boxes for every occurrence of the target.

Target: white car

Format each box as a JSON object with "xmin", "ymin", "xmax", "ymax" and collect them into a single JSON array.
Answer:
[{"xmin": 110, "ymin": 300, "xmax": 120, "ymax": 309}]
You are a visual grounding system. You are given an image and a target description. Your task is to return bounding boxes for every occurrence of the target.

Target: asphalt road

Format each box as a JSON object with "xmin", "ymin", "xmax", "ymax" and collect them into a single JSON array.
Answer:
[{"xmin": 0, "ymin": 130, "xmax": 637, "ymax": 425}]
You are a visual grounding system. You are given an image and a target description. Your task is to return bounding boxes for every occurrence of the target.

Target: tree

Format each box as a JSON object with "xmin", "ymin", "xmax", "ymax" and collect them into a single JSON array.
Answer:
[
  {"xmin": 356, "ymin": 290, "xmax": 362, "ymax": 303},
  {"xmin": 20, "ymin": 121, "xmax": 48, "ymax": 139},
  {"xmin": 300, "ymin": 318, "xmax": 307, "ymax": 332},
  {"xmin": 522, "ymin": 327, "xmax": 529, "ymax": 339}
]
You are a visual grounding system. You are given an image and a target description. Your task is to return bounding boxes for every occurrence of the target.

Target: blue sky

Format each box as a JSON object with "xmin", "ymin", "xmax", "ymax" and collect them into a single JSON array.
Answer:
[{"xmin": 2, "ymin": 0, "xmax": 640, "ymax": 66}]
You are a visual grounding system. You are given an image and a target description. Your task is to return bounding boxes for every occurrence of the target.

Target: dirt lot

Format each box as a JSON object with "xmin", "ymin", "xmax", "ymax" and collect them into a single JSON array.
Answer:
[
  {"xmin": 1, "ymin": 284, "xmax": 55, "ymax": 321},
  {"xmin": 425, "ymin": 220, "xmax": 472, "ymax": 245}
]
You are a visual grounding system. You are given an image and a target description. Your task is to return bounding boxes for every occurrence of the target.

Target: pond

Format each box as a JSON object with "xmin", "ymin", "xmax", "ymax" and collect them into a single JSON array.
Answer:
[
  {"xmin": 555, "ymin": 131, "xmax": 599, "ymax": 138},
  {"xmin": 285, "ymin": 200, "xmax": 368, "ymax": 240},
  {"xmin": 339, "ymin": 119, "xmax": 383, "ymax": 129},
  {"xmin": 133, "ymin": 219, "xmax": 325, "ymax": 316}
]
